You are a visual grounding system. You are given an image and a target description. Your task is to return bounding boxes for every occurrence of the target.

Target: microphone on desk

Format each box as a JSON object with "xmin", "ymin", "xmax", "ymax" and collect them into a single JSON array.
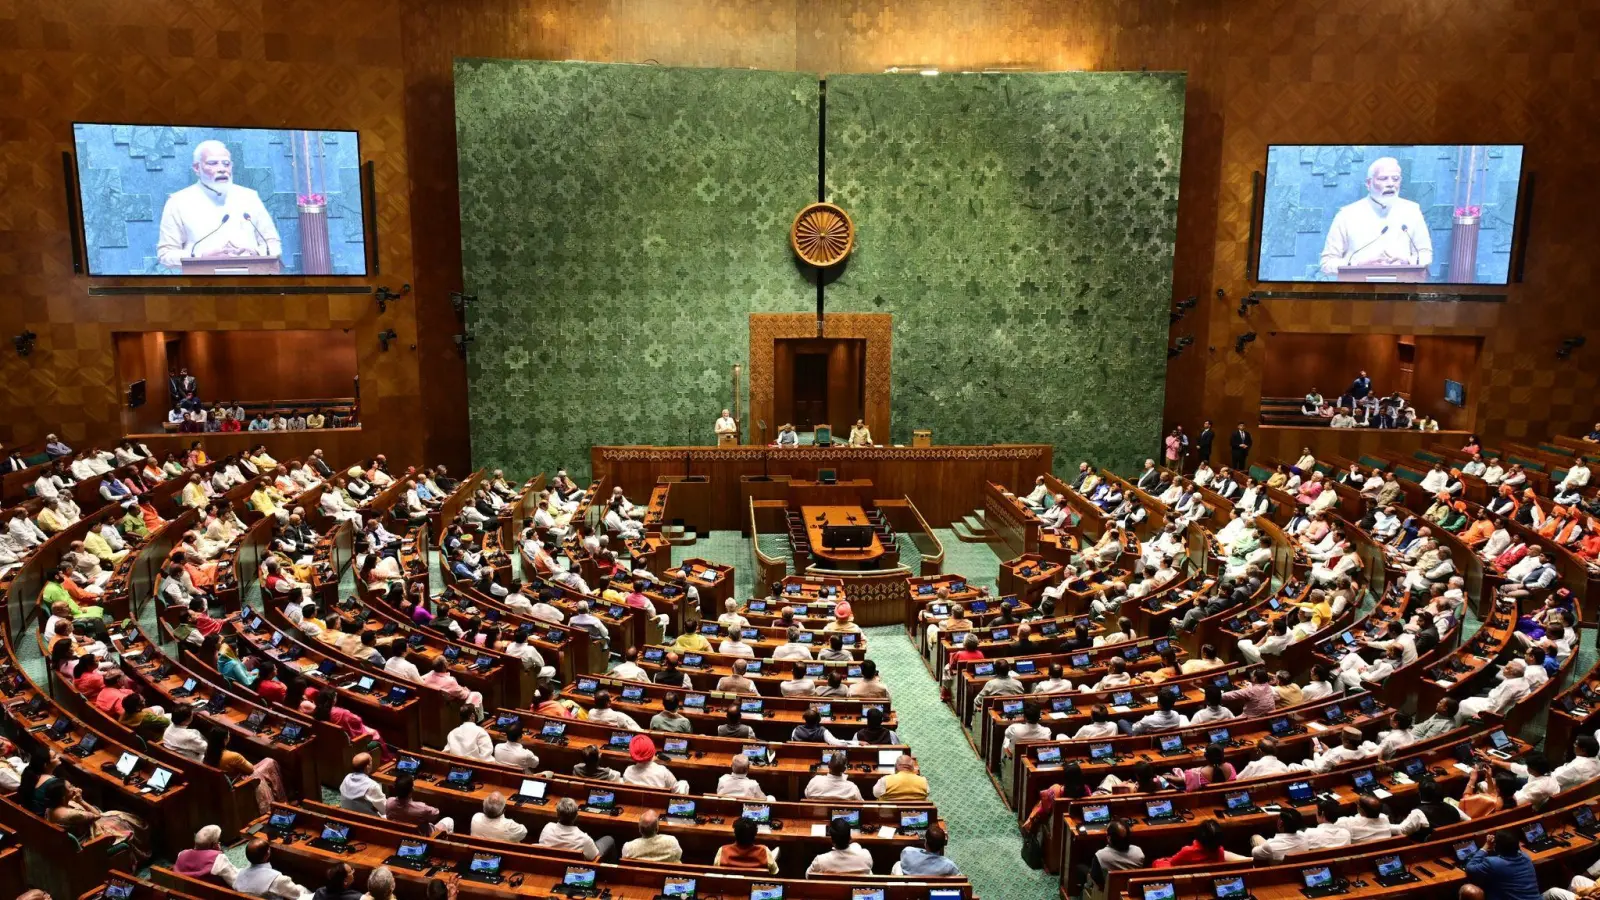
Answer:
[
  {"xmin": 190, "ymin": 214, "xmax": 231, "ymax": 257},
  {"xmin": 1343, "ymin": 225, "xmax": 1388, "ymax": 265}
]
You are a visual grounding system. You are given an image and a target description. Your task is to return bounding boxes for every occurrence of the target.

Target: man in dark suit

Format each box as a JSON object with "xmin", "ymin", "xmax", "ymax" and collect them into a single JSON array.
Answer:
[
  {"xmin": 1230, "ymin": 423, "xmax": 1253, "ymax": 469},
  {"xmin": 1, "ymin": 445, "xmax": 26, "ymax": 473},
  {"xmin": 1348, "ymin": 370, "xmax": 1372, "ymax": 401},
  {"xmin": 1196, "ymin": 420, "xmax": 1214, "ymax": 464},
  {"xmin": 1135, "ymin": 459, "xmax": 1161, "ymax": 491}
]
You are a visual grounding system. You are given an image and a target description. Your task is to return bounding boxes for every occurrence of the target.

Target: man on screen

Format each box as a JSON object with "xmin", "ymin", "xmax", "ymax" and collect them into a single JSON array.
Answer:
[
  {"xmin": 156, "ymin": 140, "xmax": 282, "ymax": 269},
  {"xmin": 1318, "ymin": 157, "xmax": 1432, "ymax": 277}
]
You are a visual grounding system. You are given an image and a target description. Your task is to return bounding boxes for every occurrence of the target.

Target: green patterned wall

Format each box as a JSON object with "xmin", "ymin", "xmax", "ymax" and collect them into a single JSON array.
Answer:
[
  {"xmin": 824, "ymin": 72, "xmax": 1186, "ymax": 472},
  {"xmin": 457, "ymin": 63, "xmax": 1184, "ymax": 479},
  {"xmin": 455, "ymin": 60, "xmax": 819, "ymax": 479}
]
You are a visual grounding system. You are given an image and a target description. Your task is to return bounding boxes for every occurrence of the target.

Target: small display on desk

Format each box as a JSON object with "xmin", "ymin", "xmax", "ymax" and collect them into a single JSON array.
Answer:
[
  {"xmin": 644, "ymin": 648, "xmax": 666, "ymax": 662},
  {"xmin": 1111, "ymin": 691, "xmax": 1135, "ymax": 707},
  {"xmin": 608, "ymin": 732, "xmax": 634, "ymax": 749},
  {"xmin": 1213, "ymin": 876, "xmax": 1248, "ymax": 899},
  {"xmin": 784, "ymin": 583, "xmax": 803, "ymax": 594},
  {"xmin": 446, "ymin": 768, "xmax": 473, "ymax": 787},
  {"xmin": 1013, "ymin": 660, "xmax": 1036, "ymax": 675},
  {"xmin": 269, "ymin": 811, "xmax": 298, "ymax": 831},
  {"xmin": 386, "ymin": 687, "xmax": 410, "ymax": 704},
  {"xmin": 397, "ymin": 839, "xmax": 428, "ymax": 860},
  {"xmin": 1575, "ymin": 806, "xmax": 1598, "ymax": 832},
  {"xmin": 316, "ymin": 659, "xmax": 338, "ymax": 677},
  {"xmin": 1089, "ymin": 743, "xmax": 1114, "ymax": 760},
  {"xmin": 805, "ymin": 662, "xmax": 827, "ymax": 678},
  {"xmin": 1051, "ymin": 697, "xmax": 1075, "ymax": 713},
  {"xmin": 742, "ymin": 745, "xmax": 769, "ymax": 763},
  {"xmin": 972, "ymin": 662, "xmax": 995, "ymax": 677},
  {"xmin": 575, "ymin": 677, "xmax": 600, "ymax": 694},
  {"xmin": 740, "ymin": 698, "xmax": 765, "ymax": 714},
  {"xmin": 271, "ymin": 632, "xmax": 287, "ymax": 647},
  {"xmin": 320, "ymin": 823, "xmax": 350, "ymax": 845},
  {"xmin": 831, "ymin": 807, "xmax": 861, "ymax": 828},
  {"xmin": 1225, "ymin": 791, "xmax": 1253, "ymax": 811},
  {"xmin": 1158, "ymin": 734, "xmax": 1184, "ymax": 753},
  {"xmin": 1453, "ymin": 839, "xmax": 1478, "ymax": 862},
  {"xmin": 1035, "ymin": 746, "xmax": 1063, "ymax": 765},
  {"xmin": 847, "ymin": 664, "xmax": 863, "ymax": 678},
  {"xmin": 543, "ymin": 629, "xmax": 566, "ymax": 644},
  {"xmin": 243, "ymin": 711, "xmax": 267, "ymax": 732},
  {"xmin": 969, "ymin": 600, "xmax": 989, "ymax": 614},
  {"xmin": 73, "ymin": 734, "xmax": 100, "ymax": 756},
  {"xmin": 621, "ymin": 685, "xmax": 645, "ymax": 702},
  {"xmin": 1145, "ymin": 799, "xmax": 1175, "ymax": 819},
  {"xmin": 662, "ymin": 877, "xmax": 696, "ymax": 898},
  {"xmin": 662, "ymin": 738, "xmax": 689, "ymax": 756},
  {"xmin": 1001, "ymin": 699, "xmax": 1025, "ymax": 718},
  {"xmin": 357, "ymin": 676, "xmax": 376, "ymax": 691},
  {"xmin": 741, "ymin": 803, "xmax": 772, "ymax": 824},
  {"xmin": 949, "ymin": 581, "xmax": 967, "ymax": 592},
  {"xmin": 563, "ymin": 867, "xmax": 597, "ymax": 889},
  {"xmin": 104, "ymin": 881, "xmax": 135, "ymax": 900},
  {"xmin": 1038, "ymin": 622, "xmax": 1059, "ymax": 637},
  {"xmin": 1352, "ymin": 769, "xmax": 1377, "ymax": 792},
  {"xmin": 468, "ymin": 854, "xmax": 502, "ymax": 876},
  {"xmin": 518, "ymin": 779, "xmax": 547, "ymax": 801},
  {"xmin": 851, "ymin": 890, "xmax": 885, "ymax": 900},
  {"xmin": 1121, "ymin": 646, "xmax": 1140, "ymax": 662},
  {"xmin": 495, "ymin": 714, "xmax": 521, "ymax": 729},
  {"xmin": 682, "ymin": 654, "xmax": 705, "ymax": 668},
  {"xmin": 751, "ymin": 884, "xmax": 784, "ymax": 900},
  {"xmin": 667, "ymin": 798, "xmax": 696, "ymax": 819},
  {"xmin": 740, "ymin": 627, "xmax": 760, "ymax": 640},
  {"xmin": 750, "ymin": 600, "xmax": 769, "ymax": 611},
  {"xmin": 1270, "ymin": 718, "xmax": 1292, "ymax": 736},
  {"xmin": 1207, "ymin": 728, "xmax": 1231, "ymax": 745},
  {"xmin": 540, "ymin": 722, "xmax": 567, "ymax": 739},
  {"xmin": 917, "ymin": 584, "xmax": 936, "ymax": 595},
  {"xmin": 608, "ymin": 605, "xmax": 627, "ymax": 618},
  {"xmin": 1301, "ymin": 866, "xmax": 1335, "ymax": 889},
  {"xmin": 1070, "ymin": 653, "xmax": 1091, "ymax": 668},
  {"xmin": 587, "ymin": 790, "xmax": 617, "ymax": 810},
  {"xmin": 1489, "ymin": 729, "xmax": 1513, "ymax": 751},
  {"xmin": 991, "ymin": 628, "xmax": 1011, "ymax": 642},
  {"xmin": 798, "ymin": 632, "xmax": 816, "ymax": 644},
  {"xmin": 1141, "ymin": 883, "xmax": 1176, "ymax": 900},
  {"xmin": 699, "ymin": 622, "xmax": 721, "ymax": 635},
  {"xmin": 683, "ymin": 694, "xmax": 708, "ymax": 710},
  {"xmin": 840, "ymin": 633, "xmax": 859, "ymax": 646},
  {"xmin": 146, "ymin": 767, "xmax": 171, "ymax": 791},
  {"xmin": 1081, "ymin": 803, "xmax": 1111, "ymax": 825},
  {"xmin": 810, "ymin": 703, "xmax": 832, "ymax": 718},
  {"xmin": 1323, "ymin": 704, "xmax": 1344, "ymax": 722},
  {"xmin": 115, "ymin": 752, "xmax": 139, "ymax": 778},
  {"xmin": 900, "ymin": 810, "xmax": 930, "ymax": 831},
  {"xmin": 1287, "ymin": 780, "xmax": 1315, "ymax": 803}
]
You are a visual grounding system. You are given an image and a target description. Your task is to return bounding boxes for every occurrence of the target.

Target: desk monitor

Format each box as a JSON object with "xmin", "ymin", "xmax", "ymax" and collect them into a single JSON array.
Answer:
[
  {"xmin": 1051, "ymin": 697, "xmax": 1075, "ymax": 713},
  {"xmin": 928, "ymin": 891, "xmax": 962, "ymax": 900},
  {"xmin": 751, "ymin": 884, "xmax": 784, "ymax": 900},
  {"xmin": 1270, "ymin": 717, "xmax": 1292, "ymax": 736},
  {"xmin": 840, "ymin": 633, "xmax": 859, "ymax": 646},
  {"xmin": 740, "ymin": 698, "xmax": 764, "ymax": 714},
  {"xmin": 917, "ymin": 584, "xmax": 935, "ymax": 595},
  {"xmin": 1225, "ymin": 791, "xmax": 1252, "ymax": 811},
  {"xmin": 1001, "ymin": 699, "xmax": 1025, "ymax": 717},
  {"xmin": 1082, "ymin": 804, "xmax": 1111, "ymax": 824},
  {"xmin": 1213, "ymin": 877, "xmax": 1247, "ymax": 900},
  {"xmin": 1207, "ymin": 727, "xmax": 1231, "ymax": 745},
  {"xmin": 1089, "ymin": 743, "xmax": 1114, "ymax": 760},
  {"xmin": 798, "ymin": 632, "xmax": 816, "ymax": 644},
  {"xmin": 970, "ymin": 600, "xmax": 989, "ymax": 614},
  {"xmin": 104, "ymin": 881, "xmax": 135, "ymax": 900},
  {"xmin": 1301, "ymin": 866, "xmax": 1334, "ymax": 888},
  {"xmin": 468, "ymin": 854, "xmax": 501, "ymax": 876},
  {"xmin": 443, "ymin": 646, "xmax": 461, "ymax": 662},
  {"xmin": 1036, "ymin": 746, "xmax": 1062, "ymax": 764},
  {"xmin": 742, "ymin": 745, "xmax": 769, "ymax": 763},
  {"xmin": 667, "ymin": 799, "xmax": 696, "ymax": 819},
  {"xmin": 446, "ymin": 768, "xmax": 473, "ymax": 787},
  {"xmin": 1490, "ymin": 729, "xmax": 1512, "ymax": 750},
  {"xmin": 587, "ymin": 790, "xmax": 616, "ymax": 810},
  {"xmin": 682, "ymin": 653, "xmax": 705, "ymax": 668},
  {"xmin": 397, "ymin": 839, "xmax": 427, "ymax": 859},
  {"xmin": 1524, "ymin": 822, "xmax": 1548, "ymax": 844},
  {"xmin": 901, "ymin": 810, "xmax": 930, "ymax": 830},
  {"xmin": 608, "ymin": 732, "xmax": 634, "ymax": 749},
  {"xmin": 683, "ymin": 693, "xmax": 708, "ymax": 710},
  {"xmin": 517, "ymin": 779, "xmax": 547, "ymax": 801},
  {"xmin": 663, "ymin": 738, "xmax": 689, "ymax": 755},
  {"xmin": 357, "ymin": 676, "xmax": 376, "ymax": 691},
  {"xmin": 699, "ymin": 622, "xmax": 721, "ymax": 635},
  {"xmin": 662, "ymin": 877, "xmax": 696, "ymax": 898},
  {"xmin": 1158, "ymin": 734, "xmax": 1183, "ymax": 753},
  {"xmin": 540, "ymin": 722, "xmax": 566, "ymax": 739},
  {"xmin": 831, "ymin": 808, "xmax": 861, "ymax": 828},
  {"xmin": 1287, "ymin": 780, "xmax": 1315, "ymax": 803},
  {"xmin": 1141, "ymin": 883, "xmax": 1176, "ymax": 900},
  {"xmin": 810, "ymin": 703, "xmax": 833, "ymax": 718},
  {"xmin": 1070, "ymin": 653, "xmax": 1091, "ymax": 668},
  {"xmin": 495, "ymin": 714, "xmax": 520, "ymax": 729},
  {"xmin": 146, "ymin": 759, "xmax": 172, "ymax": 787},
  {"xmin": 1323, "ymin": 704, "xmax": 1343, "ymax": 721},
  {"xmin": 1352, "ymin": 769, "xmax": 1376, "ymax": 791},
  {"xmin": 320, "ymin": 823, "xmax": 350, "ymax": 845},
  {"xmin": 268, "ymin": 812, "xmax": 297, "ymax": 831},
  {"xmin": 576, "ymin": 677, "xmax": 599, "ymax": 693},
  {"xmin": 1145, "ymin": 799, "xmax": 1173, "ymax": 819},
  {"xmin": 180, "ymin": 677, "xmax": 198, "ymax": 693},
  {"xmin": 878, "ymin": 750, "xmax": 903, "ymax": 767},
  {"xmin": 1014, "ymin": 659, "xmax": 1037, "ymax": 674},
  {"xmin": 852, "ymin": 891, "xmax": 885, "ymax": 900},
  {"xmin": 742, "ymin": 803, "xmax": 771, "ymax": 824},
  {"xmin": 114, "ymin": 752, "xmax": 139, "ymax": 778},
  {"xmin": 386, "ymin": 686, "xmax": 409, "ymax": 704},
  {"xmin": 1576, "ymin": 806, "xmax": 1598, "ymax": 830},
  {"xmin": 644, "ymin": 648, "xmax": 666, "ymax": 662},
  {"xmin": 949, "ymin": 581, "xmax": 967, "ymax": 592},
  {"xmin": 1375, "ymin": 856, "xmax": 1405, "ymax": 878},
  {"xmin": 805, "ymin": 662, "xmax": 826, "ymax": 678},
  {"xmin": 1111, "ymin": 690, "xmax": 1134, "ymax": 706},
  {"xmin": 846, "ymin": 663, "xmax": 863, "ymax": 678},
  {"xmin": 563, "ymin": 867, "xmax": 597, "ymax": 889},
  {"xmin": 991, "ymin": 629, "xmax": 1011, "ymax": 642},
  {"xmin": 1454, "ymin": 839, "xmax": 1478, "ymax": 861}
]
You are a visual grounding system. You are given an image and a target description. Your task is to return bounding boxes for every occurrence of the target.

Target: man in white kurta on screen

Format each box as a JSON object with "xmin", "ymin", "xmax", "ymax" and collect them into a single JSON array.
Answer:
[
  {"xmin": 156, "ymin": 140, "xmax": 282, "ymax": 269},
  {"xmin": 1318, "ymin": 157, "xmax": 1433, "ymax": 276}
]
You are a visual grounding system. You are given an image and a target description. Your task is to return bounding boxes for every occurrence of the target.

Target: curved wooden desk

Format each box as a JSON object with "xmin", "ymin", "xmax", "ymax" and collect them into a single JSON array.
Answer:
[{"xmin": 804, "ymin": 505, "xmax": 883, "ymax": 567}]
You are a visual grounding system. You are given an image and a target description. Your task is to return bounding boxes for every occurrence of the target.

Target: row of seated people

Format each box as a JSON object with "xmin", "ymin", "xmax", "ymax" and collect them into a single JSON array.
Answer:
[{"xmin": 165, "ymin": 405, "xmax": 353, "ymax": 433}]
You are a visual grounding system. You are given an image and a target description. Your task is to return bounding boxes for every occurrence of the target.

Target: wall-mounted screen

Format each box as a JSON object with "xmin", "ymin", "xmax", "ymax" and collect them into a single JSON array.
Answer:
[
  {"xmin": 1444, "ymin": 379, "xmax": 1465, "ymax": 407},
  {"xmin": 1257, "ymin": 144, "xmax": 1523, "ymax": 285},
  {"xmin": 72, "ymin": 123, "xmax": 367, "ymax": 276}
]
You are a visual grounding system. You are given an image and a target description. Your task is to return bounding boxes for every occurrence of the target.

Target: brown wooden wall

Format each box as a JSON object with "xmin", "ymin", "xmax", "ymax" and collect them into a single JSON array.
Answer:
[{"xmin": 6, "ymin": 0, "xmax": 1598, "ymax": 477}]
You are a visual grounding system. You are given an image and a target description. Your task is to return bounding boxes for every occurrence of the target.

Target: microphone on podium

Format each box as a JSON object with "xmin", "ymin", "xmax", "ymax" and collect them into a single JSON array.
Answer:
[
  {"xmin": 242, "ymin": 212, "xmax": 270, "ymax": 252},
  {"xmin": 1400, "ymin": 224, "xmax": 1420, "ymax": 262},
  {"xmin": 190, "ymin": 214, "xmax": 231, "ymax": 257},
  {"xmin": 1344, "ymin": 225, "xmax": 1388, "ymax": 265}
]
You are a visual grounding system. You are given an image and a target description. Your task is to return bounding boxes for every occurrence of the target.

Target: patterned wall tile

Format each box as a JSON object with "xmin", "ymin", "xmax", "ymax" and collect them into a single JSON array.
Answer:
[
  {"xmin": 824, "ymin": 72, "xmax": 1186, "ymax": 472},
  {"xmin": 454, "ymin": 60, "xmax": 820, "ymax": 480}
]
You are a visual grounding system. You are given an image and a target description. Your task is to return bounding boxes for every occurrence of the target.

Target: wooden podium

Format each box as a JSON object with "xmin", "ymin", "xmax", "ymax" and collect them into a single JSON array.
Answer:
[
  {"xmin": 180, "ymin": 255, "xmax": 282, "ymax": 275},
  {"xmin": 716, "ymin": 433, "xmax": 738, "ymax": 447},
  {"xmin": 1336, "ymin": 263, "xmax": 1428, "ymax": 283}
]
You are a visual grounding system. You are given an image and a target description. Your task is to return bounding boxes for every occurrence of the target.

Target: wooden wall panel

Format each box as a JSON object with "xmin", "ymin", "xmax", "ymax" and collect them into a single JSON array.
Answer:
[
  {"xmin": 0, "ymin": 1, "xmax": 424, "ymax": 468},
  {"xmin": 175, "ymin": 331, "xmax": 359, "ymax": 403},
  {"xmin": 8, "ymin": 0, "xmax": 1598, "ymax": 481},
  {"xmin": 1259, "ymin": 334, "xmax": 1410, "ymax": 403}
]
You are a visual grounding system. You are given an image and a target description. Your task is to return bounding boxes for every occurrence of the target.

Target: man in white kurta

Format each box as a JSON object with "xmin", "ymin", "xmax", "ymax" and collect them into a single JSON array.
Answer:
[
  {"xmin": 1319, "ymin": 157, "xmax": 1433, "ymax": 277},
  {"xmin": 157, "ymin": 141, "xmax": 283, "ymax": 269}
]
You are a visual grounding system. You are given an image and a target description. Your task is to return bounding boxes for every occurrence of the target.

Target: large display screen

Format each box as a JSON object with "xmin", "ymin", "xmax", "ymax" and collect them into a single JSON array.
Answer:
[
  {"xmin": 73, "ymin": 123, "xmax": 367, "ymax": 276},
  {"xmin": 1257, "ymin": 144, "xmax": 1523, "ymax": 285}
]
